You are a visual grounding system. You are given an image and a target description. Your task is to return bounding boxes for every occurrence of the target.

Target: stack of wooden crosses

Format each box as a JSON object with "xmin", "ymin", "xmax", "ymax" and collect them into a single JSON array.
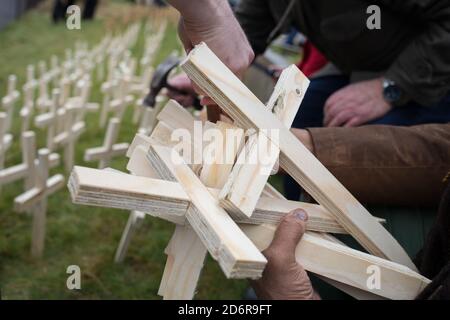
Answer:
[{"xmin": 68, "ymin": 43, "xmax": 429, "ymax": 300}]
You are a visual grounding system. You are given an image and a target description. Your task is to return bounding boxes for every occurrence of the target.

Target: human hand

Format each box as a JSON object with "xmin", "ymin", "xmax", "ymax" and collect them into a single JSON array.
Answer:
[
  {"xmin": 251, "ymin": 209, "xmax": 320, "ymax": 300},
  {"xmin": 177, "ymin": 2, "xmax": 254, "ymax": 79},
  {"xmin": 167, "ymin": 74, "xmax": 197, "ymax": 108},
  {"xmin": 323, "ymin": 78, "xmax": 392, "ymax": 127},
  {"xmin": 170, "ymin": 0, "xmax": 254, "ymax": 114}
]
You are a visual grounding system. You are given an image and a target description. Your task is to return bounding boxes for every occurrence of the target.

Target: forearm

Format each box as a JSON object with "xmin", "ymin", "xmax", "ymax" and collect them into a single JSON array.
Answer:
[
  {"xmin": 168, "ymin": 0, "xmax": 253, "ymax": 79},
  {"xmin": 168, "ymin": 0, "xmax": 233, "ymax": 25},
  {"xmin": 294, "ymin": 124, "xmax": 450, "ymax": 207}
]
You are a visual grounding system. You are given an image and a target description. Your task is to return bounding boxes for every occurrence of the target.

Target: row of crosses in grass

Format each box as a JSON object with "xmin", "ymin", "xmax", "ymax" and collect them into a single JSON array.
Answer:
[{"xmin": 0, "ymin": 21, "xmax": 168, "ymax": 258}]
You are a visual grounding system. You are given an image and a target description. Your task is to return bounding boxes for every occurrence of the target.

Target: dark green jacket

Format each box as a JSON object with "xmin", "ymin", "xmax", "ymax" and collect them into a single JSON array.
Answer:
[{"xmin": 235, "ymin": 0, "xmax": 450, "ymax": 106}]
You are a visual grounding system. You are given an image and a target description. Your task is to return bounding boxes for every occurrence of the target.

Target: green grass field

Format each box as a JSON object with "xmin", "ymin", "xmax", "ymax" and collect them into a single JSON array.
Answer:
[{"xmin": 0, "ymin": 0, "xmax": 248, "ymax": 299}]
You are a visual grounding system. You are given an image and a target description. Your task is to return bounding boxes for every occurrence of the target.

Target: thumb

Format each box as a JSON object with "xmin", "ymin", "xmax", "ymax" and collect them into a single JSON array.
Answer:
[{"xmin": 266, "ymin": 209, "xmax": 308, "ymax": 258}]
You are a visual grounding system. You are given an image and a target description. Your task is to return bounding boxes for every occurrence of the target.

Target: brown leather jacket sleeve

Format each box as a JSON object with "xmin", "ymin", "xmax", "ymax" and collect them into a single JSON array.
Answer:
[{"xmin": 308, "ymin": 124, "xmax": 450, "ymax": 207}]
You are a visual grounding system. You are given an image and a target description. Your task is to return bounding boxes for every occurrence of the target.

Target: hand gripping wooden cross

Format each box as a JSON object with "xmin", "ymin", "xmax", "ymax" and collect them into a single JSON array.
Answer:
[{"xmin": 68, "ymin": 43, "xmax": 429, "ymax": 300}]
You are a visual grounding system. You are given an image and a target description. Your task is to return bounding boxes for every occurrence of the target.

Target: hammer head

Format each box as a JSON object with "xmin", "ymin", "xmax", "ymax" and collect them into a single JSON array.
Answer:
[{"xmin": 143, "ymin": 55, "xmax": 180, "ymax": 108}]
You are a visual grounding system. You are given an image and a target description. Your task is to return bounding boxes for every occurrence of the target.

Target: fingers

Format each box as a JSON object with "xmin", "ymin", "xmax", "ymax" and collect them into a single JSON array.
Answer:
[
  {"xmin": 166, "ymin": 74, "xmax": 197, "ymax": 108},
  {"xmin": 167, "ymin": 92, "xmax": 195, "ymax": 108},
  {"xmin": 323, "ymin": 98, "xmax": 341, "ymax": 126},
  {"xmin": 323, "ymin": 89, "xmax": 346, "ymax": 123},
  {"xmin": 251, "ymin": 209, "xmax": 318, "ymax": 300},
  {"xmin": 324, "ymin": 96, "xmax": 359, "ymax": 127},
  {"xmin": 327, "ymin": 109, "xmax": 355, "ymax": 127},
  {"xmin": 343, "ymin": 116, "xmax": 362, "ymax": 127},
  {"xmin": 200, "ymin": 96, "xmax": 216, "ymax": 106},
  {"xmin": 167, "ymin": 74, "xmax": 195, "ymax": 93},
  {"xmin": 263, "ymin": 209, "xmax": 308, "ymax": 264}
]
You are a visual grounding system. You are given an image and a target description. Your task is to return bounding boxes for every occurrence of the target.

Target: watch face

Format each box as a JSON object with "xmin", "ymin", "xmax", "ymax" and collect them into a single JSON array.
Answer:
[{"xmin": 384, "ymin": 84, "xmax": 402, "ymax": 103}]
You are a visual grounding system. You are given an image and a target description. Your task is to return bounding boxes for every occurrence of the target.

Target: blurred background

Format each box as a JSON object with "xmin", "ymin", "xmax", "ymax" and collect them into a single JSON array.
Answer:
[{"xmin": 0, "ymin": 0, "xmax": 256, "ymax": 300}]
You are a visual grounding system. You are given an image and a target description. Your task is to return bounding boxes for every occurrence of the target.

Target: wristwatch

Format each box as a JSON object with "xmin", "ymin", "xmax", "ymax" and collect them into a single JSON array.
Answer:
[{"xmin": 382, "ymin": 78, "xmax": 405, "ymax": 106}]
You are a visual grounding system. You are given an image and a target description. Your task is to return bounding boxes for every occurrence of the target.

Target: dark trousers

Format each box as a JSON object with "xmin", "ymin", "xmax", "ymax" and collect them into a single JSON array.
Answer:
[
  {"xmin": 52, "ymin": 0, "xmax": 98, "ymax": 23},
  {"xmin": 52, "ymin": 0, "xmax": 74, "ymax": 23},
  {"xmin": 284, "ymin": 75, "xmax": 450, "ymax": 200},
  {"xmin": 82, "ymin": 0, "xmax": 98, "ymax": 20}
]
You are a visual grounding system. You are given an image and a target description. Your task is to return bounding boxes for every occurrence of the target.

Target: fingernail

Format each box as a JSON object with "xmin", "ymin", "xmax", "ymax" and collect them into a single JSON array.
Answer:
[{"xmin": 293, "ymin": 209, "xmax": 307, "ymax": 221}]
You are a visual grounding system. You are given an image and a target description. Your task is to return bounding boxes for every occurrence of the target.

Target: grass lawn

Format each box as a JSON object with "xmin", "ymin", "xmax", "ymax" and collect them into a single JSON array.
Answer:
[{"xmin": 0, "ymin": 0, "xmax": 248, "ymax": 299}]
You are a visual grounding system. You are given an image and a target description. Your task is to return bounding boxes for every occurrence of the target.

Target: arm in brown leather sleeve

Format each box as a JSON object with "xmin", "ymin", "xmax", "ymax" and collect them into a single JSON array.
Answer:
[{"xmin": 304, "ymin": 124, "xmax": 450, "ymax": 207}]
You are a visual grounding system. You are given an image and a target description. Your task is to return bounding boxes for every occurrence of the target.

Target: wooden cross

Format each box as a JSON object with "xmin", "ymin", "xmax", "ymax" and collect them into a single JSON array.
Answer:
[
  {"xmin": 1, "ymin": 75, "xmax": 20, "ymax": 133},
  {"xmin": 99, "ymin": 79, "xmax": 117, "ymax": 128},
  {"xmin": 20, "ymin": 78, "xmax": 36, "ymax": 134},
  {"xmin": 49, "ymin": 55, "xmax": 61, "ymax": 89},
  {"xmin": 130, "ymin": 24, "xmax": 164, "ymax": 98},
  {"xmin": 24, "ymin": 64, "xmax": 38, "ymax": 100},
  {"xmin": 93, "ymin": 38, "xmax": 111, "ymax": 83},
  {"xmin": 15, "ymin": 148, "xmax": 65, "ymax": 258},
  {"xmin": 109, "ymin": 73, "xmax": 134, "ymax": 121},
  {"xmin": 67, "ymin": 75, "xmax": 99, "ymax": 122},
  {"xmin": 130, "ymin": 62, "xmax": 154, "ymax": 124},
  {"xmin": 36, "ymin": 61, "xmax": 51, "ymax": 111},
  {"xmin": 54, "ymin": 106, "xmax": 86, "ymax": 172},
  {"xmin": 0, "ymin": 131, "xmax": 59, "ymax": 191},
  {"xmin": 0, "ymin": 112, "xmax": 13, "ymax": 171},
  {"xmin": 35, "ymin": 88, "xmax": 61, "ymax": 151},
  {"xmin": 64, "ymin": 48, "xmax": 74, "ymax": 72},
  {"xmin": 84, "ymin": 117, "xmax": 129, "ymax": 169},
  {"xmin": 59, "ymin": 64, "xmax": 73, "ymax": 108}
]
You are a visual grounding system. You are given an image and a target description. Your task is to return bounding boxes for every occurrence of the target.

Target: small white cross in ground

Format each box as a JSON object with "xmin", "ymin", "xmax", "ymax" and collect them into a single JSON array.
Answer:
[
  {"xmin": 0, "ymin": 112, "xmax": 13, "ymax": 176},
  {"xmin": 1, "ymin": 75, "xmax": 20, "ymax": 133},
  {"xmin": 99, "ymin": 79, "xmax": 118, "ymax": 128},
  {"xmin": 14, "ymin": 148, "xmax": 65, "ymax": 258},
  {"xmin": 36, "ymin": 61, "xmax": 52, "ymax": 111},
  {"xmin": 84, "ymin": 117, "xmax": 129, "ymax": 169},
  {"xmin": 54, "ymin": 105, "xmax": 86, "ymax": 172},
  {"xmin": 20, "ymin": 79, "xmax": 36, "ymax": 134},
  {"xmin": 0, "ymin": 131, "xmax": 60, "ymax": 192},
  {"xmin": 66, "ymin": 75, "xmax": 99, "ymax": 122},
  {"xmin": 35, "ymin": 89, "xmax": 61, "ymax": 151},
  {"xmin": 109, "ymin": 75, "xmax": 134, "ymax": 121}
]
